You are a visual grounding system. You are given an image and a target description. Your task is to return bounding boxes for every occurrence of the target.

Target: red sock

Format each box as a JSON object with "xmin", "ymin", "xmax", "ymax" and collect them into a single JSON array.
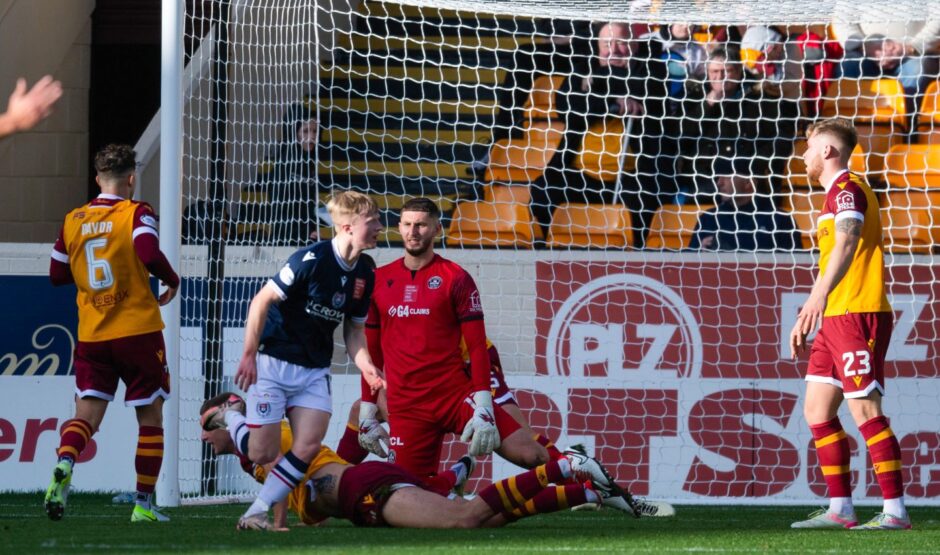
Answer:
[
  {"xmin": 136, "ymin": 426, "xmax": 164, "ymax": 495},
  {"xmin": 810, "ymin": 417, "xmax": 852, "ymax": 499},
  {"xmin": 477, "ymin": 460, "xmax": 567, "ymax": 514},
  {"xmin": 859, "ymin": 416, "xmax": 904, "ymax": 500},
  {"xmin": 57, "ymin": 418, "xmax": 93, "ymax": 463},
  {"xmin": 336, "ymin": 424, "xmax": 369, "ymax": 464},
  {"xmin": 504, "ymin": 484, "xmax": 589, "ymax": 521},
  {"xmin": 424, "ymin": 471, "xmax": 458, "ymax": 496},
  {"xmin": 534, "ymin": 433, "xmax": 563, "ymax": 460}
]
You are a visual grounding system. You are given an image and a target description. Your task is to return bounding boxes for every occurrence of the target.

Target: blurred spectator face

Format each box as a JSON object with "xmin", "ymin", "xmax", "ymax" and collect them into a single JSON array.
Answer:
[
  {"xmin": 296, "ymin": 118, "xmax": 319, "ymax": 152},
  {"xmin": 872, "ymin": 39, "xmax": 904, "ymax": 71},
  {"xmin": 670, "ymin": 24, "xmax": 691, "ymax": 41},
  {"xmin": 598, "ymin": 23, "xmax": 634, "ymax": 67},
  {"xmin": 716, "ymin": 174, "xmax": 754, "ymax": 202},
  {"xmin": 707, "ymin": 57, "xmax": 743, "ymax": 95}
]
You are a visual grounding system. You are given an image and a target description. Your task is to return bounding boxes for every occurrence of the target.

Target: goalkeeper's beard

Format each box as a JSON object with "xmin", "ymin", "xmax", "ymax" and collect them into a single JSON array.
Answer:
[{"xmin": 404, "ymin": 238, "xmax": 433, "ymax": 257}]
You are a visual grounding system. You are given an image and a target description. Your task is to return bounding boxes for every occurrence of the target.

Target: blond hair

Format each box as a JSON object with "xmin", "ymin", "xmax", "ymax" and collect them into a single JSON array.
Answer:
[
  {"xmin": 327, "ymin": 191, "xmax": 378, "ymax": 228},
  {"xmin": 806, "ymin": 118, "xmax": 858, "ymax": 160}
]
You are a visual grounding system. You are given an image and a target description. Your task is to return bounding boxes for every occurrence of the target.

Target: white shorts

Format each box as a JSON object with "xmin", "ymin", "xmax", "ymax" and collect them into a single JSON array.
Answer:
[{"xmin": 246, "ymin": 353, "xmax": 333, "ymax": 426}]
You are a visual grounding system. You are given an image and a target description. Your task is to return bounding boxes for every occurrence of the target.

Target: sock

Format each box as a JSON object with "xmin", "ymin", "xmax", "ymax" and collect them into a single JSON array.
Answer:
[
  {"xmin": 135, "ymin": 426, "xmax": 164, "ymax": 507},
  {"xmin": 336, "ymin": 423, "xmax": 369, "ymax": 464},
  {"xmin": 424, "ymin": 471, "xmax": 458, "ymax": 496},
  {"xmin": 829, "ymin": 497, "xmax": 854, "ymax": 516},
  {"xmin": 225, "ymin": 411, "xmax": 250, "ymax": 458},
  {"xmin": 534, "ymin": 433, "xmax": 563, "ymax": 460},
  {"xmin": 810, "ymin": 418, "xmax": 853, "ymax": 506},
  {"xmin": 503, "ymin": 484, "xmax": 590, "ymax": 521},
  {"xmin": 57, "ymin": 418, "xmax": 94, "ymax": 465},
  {"xmin": 859, "ymin": 416, "xmax": 906, "ymax": 518},
  {"xmin": 478, "ymin": 459, "xmax": 569, "ymax": 514},
  {"xmin": 584, "ymin": 487, "xmax": 601, "ymax": 504},
  {"xmin": 246, "ymin": 450, "xmax": 308, "ymax": 517}
]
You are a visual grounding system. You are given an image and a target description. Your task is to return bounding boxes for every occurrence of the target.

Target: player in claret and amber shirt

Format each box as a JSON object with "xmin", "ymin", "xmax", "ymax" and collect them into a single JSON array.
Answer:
[
  {"xmin": 789, "ymin": 118, "xmax": 909, "ymax": 531},
  {"xmin": 44, "ymin": 144, "xmax": 180, "ymax": 523}
]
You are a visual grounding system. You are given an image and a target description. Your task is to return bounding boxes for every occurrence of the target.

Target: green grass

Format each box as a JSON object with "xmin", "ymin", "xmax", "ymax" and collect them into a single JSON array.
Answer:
[{"xmin": 3, "ymin": 493, "xmax": 939, "ymax": 554}]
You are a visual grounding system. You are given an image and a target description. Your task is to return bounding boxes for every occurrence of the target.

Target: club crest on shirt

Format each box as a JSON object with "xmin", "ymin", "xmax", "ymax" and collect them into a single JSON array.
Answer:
[
  {"xmin": 353, "ymin": 278, "xmax": 366, "ymax": 300},
  {"xmin": 257, "ymin": 402, "xmax": 270, "ymax": 417},
  {"xmin": 835, "ymin": 189, "xmax": 856, "ymax": 212},
  {"xmin": 427, "ymin": 276, "xmax": 443, "ymax": 289},
  {"xmin": 332, "ymin": 292, "xmax": 346, "ymax": 308},
  {"xmin": 469, "ymin": 290, "xmax": 483, "ymax": 313},
  {"xmin": 403, "ymin": 284, "xmax": 418, "ymax": 302}
]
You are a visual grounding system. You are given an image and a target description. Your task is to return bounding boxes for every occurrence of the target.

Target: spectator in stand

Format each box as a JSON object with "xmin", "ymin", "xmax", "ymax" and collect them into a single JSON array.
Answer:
[
  {"xmin": 794, "ymin": 31, "xmax": 844, "ymax": 117},
  {"xmin": 834, "ymin": 19, "xmax": 940, "ymax": 112},
  {"xmin": 531, "ymin": 21, "xmax": 671, "ymax": 247},
  {"xmin": 739, "ymin": 25, "xmax": 803, "ymax": 100},
  {"xmin": 688, "ymin": 157, "xmax": 799, "ymax": 252},
  {"xmin": 650, "ymin": 24, "xmax": 707, "ymax": 100},
  {"xmin": 247, "ymin": 98, "xmax": 328, "ymax": 245},
  {"xmin": 679, "ymin": 47, "xmax": 799, "ymax": 201}
]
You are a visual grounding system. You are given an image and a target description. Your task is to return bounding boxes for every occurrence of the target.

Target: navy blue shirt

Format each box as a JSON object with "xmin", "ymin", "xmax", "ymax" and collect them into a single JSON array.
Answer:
[
  {"xmin": 260, "ymin": 239, "xmax": 375, "ymax": 368},
  {"xmin": 689, "ymin": 198, "xmax": 799, "ymax": 252}
]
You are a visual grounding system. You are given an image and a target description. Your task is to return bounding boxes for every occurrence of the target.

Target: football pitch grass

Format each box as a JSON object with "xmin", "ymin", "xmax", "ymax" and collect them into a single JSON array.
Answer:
[{"xmin": 3, "ymin": 493, "xmax": 939, "ymax": 554}]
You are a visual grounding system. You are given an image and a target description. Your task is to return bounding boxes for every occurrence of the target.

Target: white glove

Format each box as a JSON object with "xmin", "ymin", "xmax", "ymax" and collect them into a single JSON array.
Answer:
[
  {"xmin": 357, "ymin": 401, "xmax": 389, "ymax": 458},
  {"xmin": 460, "ymin": 390, "xmax": 501, "ymax": 456}
]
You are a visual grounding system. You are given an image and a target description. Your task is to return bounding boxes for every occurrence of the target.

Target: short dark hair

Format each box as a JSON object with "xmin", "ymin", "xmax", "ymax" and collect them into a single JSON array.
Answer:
[
  {"xmin": 806, "ymin": 118, "xmax": 858, "ymax": 157},
  {"xmin": 708, "ymin": 46, "xmax": 741, "ymax": 64},
  {"xmin": 401, "ymin": 197, "xmax": 441, "ymax": 220},
  {"xmin": 94, "ymin": 144, "xmax": 137, "ymax": 178}
]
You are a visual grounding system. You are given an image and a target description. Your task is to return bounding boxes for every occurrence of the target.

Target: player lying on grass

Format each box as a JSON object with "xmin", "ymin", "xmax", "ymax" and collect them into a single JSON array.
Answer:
[
  {"xmin": 337, "ymin": 390, "xmax": 675, "ymax": 518},
  {"xmin": 201, "ymin": 393, "xmax": 638, "ymax": 530}
]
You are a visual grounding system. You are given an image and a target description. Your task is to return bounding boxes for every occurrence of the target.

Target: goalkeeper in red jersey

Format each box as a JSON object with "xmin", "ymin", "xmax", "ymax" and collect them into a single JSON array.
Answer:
[
  {"xmin": 200, "ymin": 393, "xmax": 634, "ymax": 529},
  {"xmin": 353, "ymin": 198, "xmax": 650, "ymax": 516}
]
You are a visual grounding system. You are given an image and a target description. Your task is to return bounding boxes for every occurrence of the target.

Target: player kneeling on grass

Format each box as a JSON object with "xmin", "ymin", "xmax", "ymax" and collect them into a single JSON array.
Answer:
[{"xmin": 201, "ymin": 393, "xmax": 640, "ymax": 529}]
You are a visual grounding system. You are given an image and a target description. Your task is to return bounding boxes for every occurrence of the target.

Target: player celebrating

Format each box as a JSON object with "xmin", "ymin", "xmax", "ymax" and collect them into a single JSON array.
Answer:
[
  {"xmin": 200, "ymin": 393, "xmax": 636, "ymax": 529},
  {"xmin": 201, "ymin": 191, "xmax": 385, "ymax": 531},
  {"xmin": 44, "ymin": 144, "xmax": 179, "ymax": 523},
  {"xmin": 789, "ymin": 118, "xmax": 910, "ymax": 530},
  {"xmin": 356, "ymin": 198, "xmax": 640, "ymax": 515}
]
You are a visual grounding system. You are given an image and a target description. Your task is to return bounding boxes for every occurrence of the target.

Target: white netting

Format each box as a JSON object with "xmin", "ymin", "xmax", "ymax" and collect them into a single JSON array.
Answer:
[{"xmin": 178, "ymin": 0, "xmax": 940, "ymax": 505}]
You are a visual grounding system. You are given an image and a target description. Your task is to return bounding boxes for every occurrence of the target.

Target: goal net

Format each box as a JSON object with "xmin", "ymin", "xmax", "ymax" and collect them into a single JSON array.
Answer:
[{"xmin": 175, "ymin": 0, "xmax": 940, "ymax": 505}]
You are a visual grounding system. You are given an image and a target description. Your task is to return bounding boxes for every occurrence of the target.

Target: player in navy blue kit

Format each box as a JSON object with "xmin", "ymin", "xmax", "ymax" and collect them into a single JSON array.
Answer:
[{"xmin": 200, "ymin": 191, "xmax": 385, "ymax": 530}]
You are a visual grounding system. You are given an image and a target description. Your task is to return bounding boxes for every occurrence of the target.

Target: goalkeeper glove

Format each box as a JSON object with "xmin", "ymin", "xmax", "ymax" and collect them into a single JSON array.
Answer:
[
  {"xmin": 357, "ymin": 401, "xmax": 389, "ymax": 458},
  {"xmin": 460, "ymin": 390, "xmax": 501, "ymax": 456}
]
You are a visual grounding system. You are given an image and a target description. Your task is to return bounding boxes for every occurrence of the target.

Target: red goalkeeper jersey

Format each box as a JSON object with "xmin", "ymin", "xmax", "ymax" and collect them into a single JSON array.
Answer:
[{"xmin": 366, "ymin": 255, "xmax": 487, "ymax": 413}]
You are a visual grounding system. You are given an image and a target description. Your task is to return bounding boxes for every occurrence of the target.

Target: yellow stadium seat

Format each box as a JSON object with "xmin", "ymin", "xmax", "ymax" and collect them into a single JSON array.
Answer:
[
  {"xmin": 545, "ymin": 203, "xmax": 634, "ymax": 249},
  {"xmin": 821, "ymin": 78, "xmax": 906, "ymax": 179},
  {"xmin": 786, "ymin": 190, "xmax": 827, "ymax": 250},
  {"xmin": 645, "ymin": 204, "xmax": 713, "ymax": 250},
  {"xmin": 821, "ymin": 78, "xmax": 907, "ymax": 125},
  {"xmin": 485, "ymin": 120, "xmax": 564, "ymax": 183},
  {"xmin": 523, "ymin": 74, "xmax": 567, "ymax": 122},
  {"xmin": 915, "ymin": 80, "xmax": 940, "ymax": 143},
  {"xmin": 882, "ymin": 207, "xmax": 936, "ymax": 254},
  {"xmin": 884, "ymin": 144, "xmax": 940, "ymax": 189},
  {"xmin": 446, "ymin": 200, "xmax": 542, "ymax": 248},
  {"xmin": 882, "ymin": 189, "xmax": 940, "ymax": 253},
  {"xmin": 482, "ymin": 184, "xmax": 531, "ymax": 204},
  {"xmin": 574, "ymin": 117, "xmax": 637, "ymax": 183}
]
